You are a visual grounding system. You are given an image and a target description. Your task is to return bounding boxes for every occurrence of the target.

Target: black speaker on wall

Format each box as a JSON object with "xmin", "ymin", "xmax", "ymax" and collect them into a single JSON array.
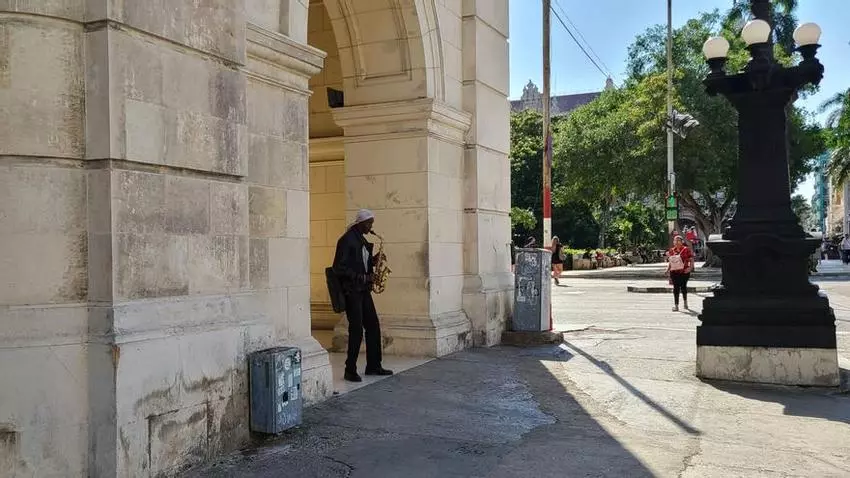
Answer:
[{"xmin": 327, "ymin": 88, "xmax": 344, "ymax": 109}]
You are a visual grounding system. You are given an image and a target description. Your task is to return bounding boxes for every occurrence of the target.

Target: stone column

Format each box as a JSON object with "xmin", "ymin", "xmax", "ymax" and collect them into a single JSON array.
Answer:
[
  {"xmin": 330, "ymin": 99, "xmax": 474, "ymax": 357},
  {"xmin": 461, "ymin": 0, "xmax": 514, "ymax": 346}
]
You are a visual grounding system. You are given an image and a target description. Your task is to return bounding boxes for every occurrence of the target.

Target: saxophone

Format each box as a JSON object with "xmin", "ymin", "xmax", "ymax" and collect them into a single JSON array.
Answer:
[{"xmin": 369, "ymin": 231, "xmax": 391, "ymax": 294}]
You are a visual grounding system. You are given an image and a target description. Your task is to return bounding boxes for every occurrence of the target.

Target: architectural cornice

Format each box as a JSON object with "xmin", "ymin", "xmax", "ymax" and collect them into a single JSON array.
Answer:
[
  {"xmin": 330, "ymin": 98, "xmax": 472, "ymax": 145},
  {"xmin": 245, "ymin": 22, "xmax": 326, "ymax": 79},
  {"xmin": 309, "ymin": 137, "xmax": 345, "ymax": 162}
]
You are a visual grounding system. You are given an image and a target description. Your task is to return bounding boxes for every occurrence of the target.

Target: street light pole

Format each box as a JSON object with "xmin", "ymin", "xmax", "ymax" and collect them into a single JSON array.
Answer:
[{"xmin": 697, "ymin": 0, "xmax": 838, "ymax": 386}]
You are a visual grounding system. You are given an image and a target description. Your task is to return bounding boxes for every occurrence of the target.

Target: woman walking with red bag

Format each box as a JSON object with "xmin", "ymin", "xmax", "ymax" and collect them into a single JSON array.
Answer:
[{"xmin": 666, "ymin": 235, "xmax": 695, "ymax": 312}]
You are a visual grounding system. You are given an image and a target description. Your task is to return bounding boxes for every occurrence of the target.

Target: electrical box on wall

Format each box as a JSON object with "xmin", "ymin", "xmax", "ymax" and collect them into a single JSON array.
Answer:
[{"xmin": 249, "ymin": 347, "xmax": 303, "ymax": 434}]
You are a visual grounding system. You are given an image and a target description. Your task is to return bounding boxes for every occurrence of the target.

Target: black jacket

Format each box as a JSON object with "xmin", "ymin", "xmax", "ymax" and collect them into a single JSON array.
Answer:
[{"xmin": 332, "ymin": 228, "xmax": 375, "ymax": 294}]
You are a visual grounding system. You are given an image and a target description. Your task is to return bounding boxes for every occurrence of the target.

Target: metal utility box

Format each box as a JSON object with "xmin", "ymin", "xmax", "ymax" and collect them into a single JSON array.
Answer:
[
  {"xmin": 249, "ymin": 347, "xmax": 303, "ymax": 434},
  {"xmin": 513, "ymin": 248, "xmax": 552, "ymax": 332}
]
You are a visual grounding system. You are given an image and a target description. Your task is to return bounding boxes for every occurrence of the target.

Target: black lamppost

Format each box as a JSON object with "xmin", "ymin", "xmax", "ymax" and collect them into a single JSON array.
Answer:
[{"xmin": 696, "ymin": 0, "xmax": 839, "ymax": 386}]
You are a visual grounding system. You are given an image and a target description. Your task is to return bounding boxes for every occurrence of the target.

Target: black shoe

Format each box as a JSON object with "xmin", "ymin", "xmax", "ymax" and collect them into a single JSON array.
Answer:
[
  {"xmin": 344, "ymin": 370, "xmax": 362, "ymax": 382},
  {"xmin": 365, "ymin": 367, "xmax": 393, "ymax": 376}
]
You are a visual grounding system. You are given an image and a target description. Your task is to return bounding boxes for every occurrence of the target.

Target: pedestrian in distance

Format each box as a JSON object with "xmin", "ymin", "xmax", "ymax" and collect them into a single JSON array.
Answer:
[
  {"xmin": 841, "ymin": 234, "xmax": 850, "ymax": 265},
  {"xmin": 666, "ymin": 235, "xmax": 695, "ymax": 312},
  {"xmin": 550, "ymin": 236, "xmax": 565, "ymax": 286}
]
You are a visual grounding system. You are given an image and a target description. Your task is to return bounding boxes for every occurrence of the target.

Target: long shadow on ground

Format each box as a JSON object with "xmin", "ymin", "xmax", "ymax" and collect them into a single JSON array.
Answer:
[{"xmin": 187, "ymin": 347, "xmax": 655, "ymax": 478}]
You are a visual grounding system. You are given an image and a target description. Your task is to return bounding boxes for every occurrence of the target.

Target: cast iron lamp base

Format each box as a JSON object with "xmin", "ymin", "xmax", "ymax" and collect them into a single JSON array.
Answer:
[{"xmin": 697, "ymin": 234, "xmax": 839, "ymax": 386}]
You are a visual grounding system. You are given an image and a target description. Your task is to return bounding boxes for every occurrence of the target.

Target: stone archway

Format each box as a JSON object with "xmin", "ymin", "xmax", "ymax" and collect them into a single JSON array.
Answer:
[{"xmin": 305, "ymin": 0, "xmax": 514, "ymax": 358}]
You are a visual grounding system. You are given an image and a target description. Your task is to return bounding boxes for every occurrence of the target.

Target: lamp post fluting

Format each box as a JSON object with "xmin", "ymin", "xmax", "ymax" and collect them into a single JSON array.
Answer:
[{"xmin": 696, "ymin": 0, "xmax": 839, "ymax": 386}]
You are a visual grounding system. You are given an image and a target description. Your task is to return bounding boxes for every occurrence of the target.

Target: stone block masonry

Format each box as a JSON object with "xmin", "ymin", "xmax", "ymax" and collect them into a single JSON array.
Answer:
[{"xmin": 0, "ymin": 3, "xmax": 330, "ymax": 476}]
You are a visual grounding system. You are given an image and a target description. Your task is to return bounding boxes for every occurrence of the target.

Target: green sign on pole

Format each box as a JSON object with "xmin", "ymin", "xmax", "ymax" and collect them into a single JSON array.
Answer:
[{"xmin": 665, "ymin": 194, "xmax": 678, "ymax": 221}]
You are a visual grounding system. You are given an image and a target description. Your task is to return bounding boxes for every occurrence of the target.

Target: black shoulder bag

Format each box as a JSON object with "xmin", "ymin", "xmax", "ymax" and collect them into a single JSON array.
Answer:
[{"xmin": 325, "ymin": 267, "xmax": 346, "ymax": 313}]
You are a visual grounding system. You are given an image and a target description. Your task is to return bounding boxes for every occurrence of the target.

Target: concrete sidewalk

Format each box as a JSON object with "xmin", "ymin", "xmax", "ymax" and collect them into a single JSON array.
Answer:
[{"xmin": 188, "ymin": 280, "xmax": 850, "ymax": 478}]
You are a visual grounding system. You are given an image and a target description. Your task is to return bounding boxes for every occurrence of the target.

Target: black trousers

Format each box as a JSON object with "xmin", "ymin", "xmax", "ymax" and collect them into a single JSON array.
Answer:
[
  {"xmin": 671, "ymin": 273, "xmax": 690, "ymax": 305},
  {"xmin": 344, "ymin": 291, "xmax": 382, "ymax": 372}
]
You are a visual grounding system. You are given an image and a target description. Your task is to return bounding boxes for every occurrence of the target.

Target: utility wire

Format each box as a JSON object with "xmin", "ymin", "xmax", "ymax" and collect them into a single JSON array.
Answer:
[
  {"xmin": 549, "ymin": 3, "xmax": 611, "ymax": 81},
  {"xmin": 552, "ymin": 0, "xmax": 614, "ymax": 78}
]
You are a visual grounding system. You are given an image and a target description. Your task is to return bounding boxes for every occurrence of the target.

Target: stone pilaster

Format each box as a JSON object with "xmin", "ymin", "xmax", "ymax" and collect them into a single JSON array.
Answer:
[
  {"xmin": 330, "ymin": 99, "xmax": 474, "ymax": 357},
  {"xmin": 0, "ymin": 6, "xmax": 90, "ymax": 476},
  {"xmin": 308, "ymin": 137, "xmax": 346, "ymax": 331},
  {"xmin": 461, "ymin": 0, "xmax": 514, "ymax": 346}
]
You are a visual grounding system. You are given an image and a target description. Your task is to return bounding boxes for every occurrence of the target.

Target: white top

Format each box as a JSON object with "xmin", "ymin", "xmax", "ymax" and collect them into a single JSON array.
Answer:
[
  {"xmin": 841, "ymin": 238, "xmax": 850, "ymax": 250},
  {"xmin": 362, "ymin": 246, "xmax": 369, "ymax": 272}
]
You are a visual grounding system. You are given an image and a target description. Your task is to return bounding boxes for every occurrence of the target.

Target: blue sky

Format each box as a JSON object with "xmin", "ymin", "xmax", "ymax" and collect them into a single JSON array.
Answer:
[{"xmin": 509, "ymin": 0, "xmax": 850, "ymax": 198}]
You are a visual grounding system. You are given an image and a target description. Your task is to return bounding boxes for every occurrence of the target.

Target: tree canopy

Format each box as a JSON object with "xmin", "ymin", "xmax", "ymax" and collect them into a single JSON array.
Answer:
[
  {"xmin": 822, "ymin": 89, "xmax": 850, "ymax": 184},
  {"xmin": 552, "ymin": 9, "xmax": 825, "ymax": 242}
]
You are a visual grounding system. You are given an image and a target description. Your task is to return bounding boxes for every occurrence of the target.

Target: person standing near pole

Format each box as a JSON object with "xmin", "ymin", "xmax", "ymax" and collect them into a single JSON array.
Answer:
[{"xmin": 666, "ymin": 235, "xmax": 695, "ymax": 312}]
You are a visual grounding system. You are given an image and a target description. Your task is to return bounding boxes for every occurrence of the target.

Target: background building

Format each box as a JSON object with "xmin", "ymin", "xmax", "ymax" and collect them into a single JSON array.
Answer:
[
  {"xmin": 510, "ymin": 78, "xmax": 613, "ymax": 116},
  {"xmin": 812, "ymin": 152, "xmax": 830, "ymax": 232}
]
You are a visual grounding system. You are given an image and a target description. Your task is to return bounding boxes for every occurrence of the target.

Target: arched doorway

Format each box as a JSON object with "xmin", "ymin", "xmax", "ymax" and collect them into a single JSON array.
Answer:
[{"xmin": 305, "ymin": 0, "xmax": 514, "ymax": 359}]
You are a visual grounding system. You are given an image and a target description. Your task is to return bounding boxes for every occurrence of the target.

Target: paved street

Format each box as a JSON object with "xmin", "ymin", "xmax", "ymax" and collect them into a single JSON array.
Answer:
[{"xmin": 188, "ymin": 276, "xmax": 850, "ymax": 478}]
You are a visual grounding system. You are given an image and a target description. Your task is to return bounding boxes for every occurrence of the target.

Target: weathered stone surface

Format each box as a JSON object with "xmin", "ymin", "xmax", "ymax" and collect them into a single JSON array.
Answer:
[
  {"xmin": 0, "ymin": 16, "xmax": 85, "ymax": 158},
  {"xmin": 210, "ymin": 181, "xmax": 249, "ymax": 235},
  {"xmin": 103, "ymin": 0, "xmax": 246, "ymax": 63},
  {"xmin": 114, "ymin": 233, "xmax": 189, "ymax": 299},
  {"xmin": 249, "ymin": 185, "xmax": 287, "ymax": 237},
  {"xmin": 165, "ymin": 176, "xmax": 211, "ymax": 235},
  {"xmin": 0, "ymin": 165, "xmax": 88, "ymax": 304},
  {"xmin": 0, "ymin": 0, "xmax": 85, "ymax": 21},
  {"xmin": 697, "ymin": 346, "xmax": 841, "ymax": 387}
]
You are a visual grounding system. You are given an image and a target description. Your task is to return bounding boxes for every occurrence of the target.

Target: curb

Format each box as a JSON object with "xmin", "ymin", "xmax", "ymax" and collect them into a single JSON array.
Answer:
[
  {"xmin": 501, "ymin": 330, "xmax": 565, "ymax": 346},
  {"xmin": 627, "ymin": 285, "xmax": 715, "ymax": 294}
]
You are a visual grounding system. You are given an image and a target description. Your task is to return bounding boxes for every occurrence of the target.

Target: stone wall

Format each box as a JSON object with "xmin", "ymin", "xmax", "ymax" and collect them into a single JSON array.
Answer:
[{"xmin": 1, "ymin": 2, "xmax": 331, "ymax": 476}]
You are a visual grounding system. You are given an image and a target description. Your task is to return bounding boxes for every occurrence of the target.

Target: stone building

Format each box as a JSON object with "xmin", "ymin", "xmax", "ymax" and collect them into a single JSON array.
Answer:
[
  {"xmin": 812, "ymin": 153, "xmax": 830, "ymax": 233},
  {"xmin": 827, "ymin": 175, "xmax": 849, "ymax": 236},
  {"xmin": 510, "ymin": 78, "xmax": 613, "ymax": 116},
  {"xmin": 0, "ymin": 1, "xmax": 511, "ymax": 476}
]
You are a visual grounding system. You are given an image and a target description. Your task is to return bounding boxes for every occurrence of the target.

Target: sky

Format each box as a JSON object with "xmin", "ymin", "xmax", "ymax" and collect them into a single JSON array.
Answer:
[{"xmin": 508, "ymin": 0, "xmax": 850, "ymax": 199}]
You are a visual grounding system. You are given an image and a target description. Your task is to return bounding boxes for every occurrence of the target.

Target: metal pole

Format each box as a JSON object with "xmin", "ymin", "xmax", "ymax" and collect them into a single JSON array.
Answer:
[
  {"xmin": 542, "ymin": 0, "xmax": 552, "ymax": 247},
  {"xmin": 666, "ymin": 0, "xmax": 676, "ymax": 240}
]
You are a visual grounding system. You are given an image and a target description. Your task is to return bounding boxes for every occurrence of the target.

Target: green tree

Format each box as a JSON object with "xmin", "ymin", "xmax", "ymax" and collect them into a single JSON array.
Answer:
[
  {"xmin": 622, "ymin": 11, "xmax": 824, "ymax": 242},
  {"xmin": 791, "ymin": 194, "xmax": 814, "ymax": 230},
  {"xmin": 606, "ymin": 201, "xmax": 668, "ymax": 250},
  {"xmin": 725, "ymin": 0, "xmax": 799, "ymax": 55},
  {"xmin": 820, "ymin": 89, "xmax": 850, "ymax": 185},
  {"xmin": 510, "ymin": 109, "xmax": 600, "ymax": 244},
  {"xmin": 510, "ymin": 207, "xmax": 537, "ymax": 233},
  {"xmin": 509, "ymin": 109, "xmax": 544, "ymax": 232},
  {"xmin": 552, "ymin": 87, "xmax": 652, "ymax": 248}
]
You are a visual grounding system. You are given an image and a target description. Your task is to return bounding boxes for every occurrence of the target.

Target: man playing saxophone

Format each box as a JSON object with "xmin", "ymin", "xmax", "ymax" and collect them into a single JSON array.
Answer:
[{"xmin": 331, "ymin": 209, "xmax": 393, "ymax": 382}]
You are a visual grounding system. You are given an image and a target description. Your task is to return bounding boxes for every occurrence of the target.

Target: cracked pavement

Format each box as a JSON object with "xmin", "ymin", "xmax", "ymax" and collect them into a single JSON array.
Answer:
[{"xmin": 188, "ymin": 276, "xmax": 850, "ymax": 478}]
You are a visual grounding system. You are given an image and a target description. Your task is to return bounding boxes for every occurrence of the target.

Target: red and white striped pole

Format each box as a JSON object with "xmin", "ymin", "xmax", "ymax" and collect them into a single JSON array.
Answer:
[{"xmin": 542, "ymin": 0, "xmax": 553, "ymax": 331}]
